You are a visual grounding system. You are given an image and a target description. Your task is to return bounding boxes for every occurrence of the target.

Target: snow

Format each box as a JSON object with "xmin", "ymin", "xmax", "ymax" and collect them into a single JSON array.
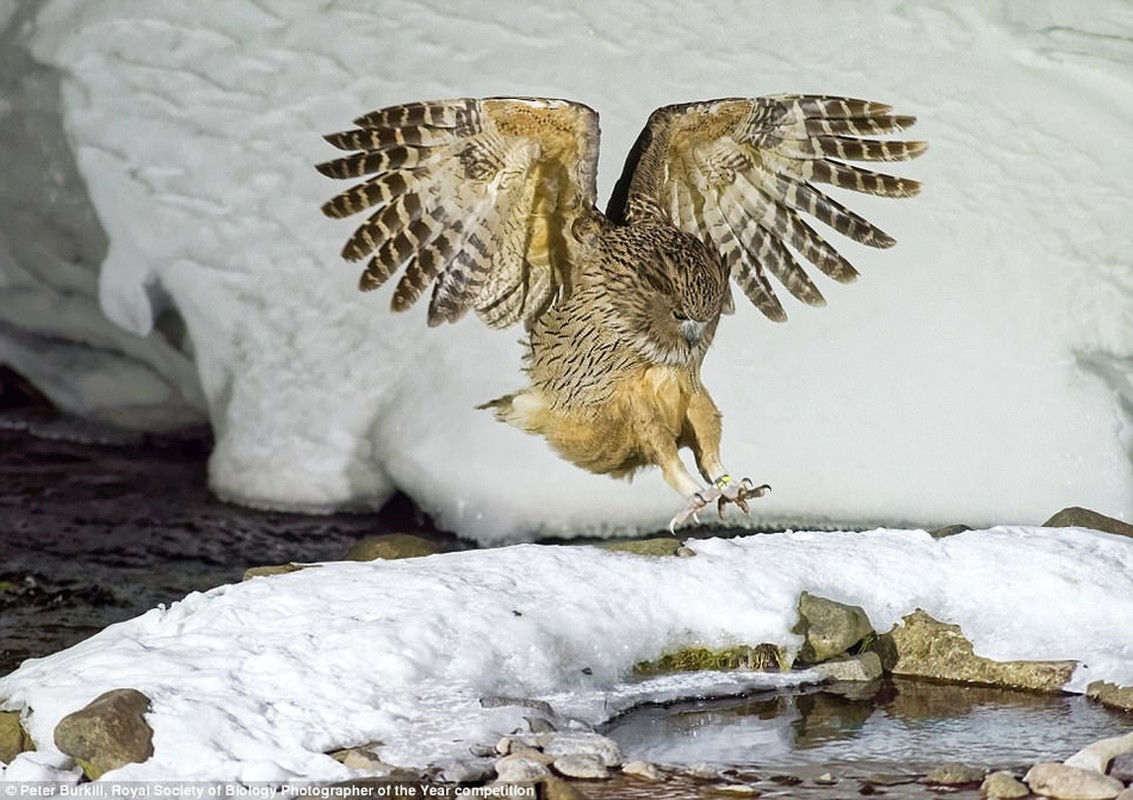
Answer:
[
  {"xmin": 2, "ymin": 526, "xmax": 1133, "ymax": 782},
  {"xmin": 2, "ymin": 2, "xmax": 1133, "ymax": 539}
]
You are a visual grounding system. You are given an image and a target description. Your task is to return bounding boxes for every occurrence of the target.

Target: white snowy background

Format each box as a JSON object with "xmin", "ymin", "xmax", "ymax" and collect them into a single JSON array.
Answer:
[{"xmin": 2, "ymin": 0, "xmax": 1132, "ymax": 540}]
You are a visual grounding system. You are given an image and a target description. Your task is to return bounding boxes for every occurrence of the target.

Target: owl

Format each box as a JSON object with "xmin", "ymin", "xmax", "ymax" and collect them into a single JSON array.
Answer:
[{"xmin": 317, "ymin": 95, "xmax": 925, "ymax": 531}]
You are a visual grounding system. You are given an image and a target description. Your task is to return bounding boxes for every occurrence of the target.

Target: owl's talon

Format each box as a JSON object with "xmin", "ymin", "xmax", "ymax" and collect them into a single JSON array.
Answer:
[
  {"xmin": 669, "ymin": 488, "xmax": 719, "ymax": 533},
  {"xmin": 716, "ymin": 477, "xmax": 770, "ymax": 517}
]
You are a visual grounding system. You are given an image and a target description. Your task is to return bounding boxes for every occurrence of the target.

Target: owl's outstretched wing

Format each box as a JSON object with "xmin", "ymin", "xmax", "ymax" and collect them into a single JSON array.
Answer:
[
  {"xmin": 318, "ymin": 97, "xmax": 599, "ymax": 328},
  {"xmin": 608, "ymin": 95, "xmax": 927, "ymax": 321}
]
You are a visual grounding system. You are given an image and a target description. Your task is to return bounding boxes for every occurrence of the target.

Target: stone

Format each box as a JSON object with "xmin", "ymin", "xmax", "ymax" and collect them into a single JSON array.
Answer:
[
  {"xmin": 537, "ymin": 731, "xmax": 622, "ymax": 767},
  {"xmin": 792, "ymin": 591, "xmax": 874, "ymax": 665},
  {"xmin": 1, "ymin": 710, "xmax": 33, "ymax": 764},
  {"xmin": 981, "ymin": 770, "xmax": 1030, "ymax": 799},
  {"xmin": 242, "ymin": 563, "xmax": 311, "ymax": 580},
  {"xmin": 1116, "ymin": 789, "xmax": 1133, "ymax": 800},
  {"xmin": 621, "ymin": 759, "xmax": 663, "ymax": 780},
  {"xmin": 1064, "ymin": 731, "xmax": 1133, "ymax": 774},
  {"xmin": 494, "ymin": 753, "xmax": 551, "ymax": 782},
  {"xmin": 53, "ymin": 688, "xmax": 154, "ymax": 779},
  {"xmin": 811, "ymin": 651, "xmax": 883, "ymax": 683},
  {"xmin": 553, "ymin": 753, "xmax": 609, "ymax": 779},
  {"xmin": 1043, "ymin": 507, "xmax": 1133, "ymax": 538},
  {"xmin": 814, "ymin": 773, "xmax": 838, "ymax": 786},
  {"xmin": 703, "ymin": 784, "xmax": 760, "ymax": 796},
  {"xmin": 1087, "ymin": 681, "xmax": 1133, "ymax": 712},
  {"xmin": 442, "ymin": 760, "xmax": 495, "ymax": 783},
  {"xmin": 885, "ymin": 609, "xmax": 1076, "ymax": 692},
  {"xmin": 1109, "ymin": 752, "xmax": 1133, "ymax": 784},
  {"xmin": 345, "ymin": 533, "xmax": 448, "ymax": 561},
  {"xmin": 1024, "ymin": 762, "xmax": 1124, "ymax": 800},
  {"xmin": 600, "ymin": 537, "xmax": 683, "ymax": 557},
  {"xmin": 927, "ymin": 524, "xmax": 974, "ymax": 539},
  {"xmin": 925, "ymin": 762, "xmax": 986, "ymax": 785}
]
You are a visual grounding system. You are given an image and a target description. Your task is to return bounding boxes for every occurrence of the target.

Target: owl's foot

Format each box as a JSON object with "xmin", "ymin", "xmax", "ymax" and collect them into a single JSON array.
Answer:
[
  {"xmin": 667, "ymin": 478, "xmax": 770, "ymax": 533},
  {"xmin": 714, "ymin": 475, "xmax": 771, "ymax": 516}
]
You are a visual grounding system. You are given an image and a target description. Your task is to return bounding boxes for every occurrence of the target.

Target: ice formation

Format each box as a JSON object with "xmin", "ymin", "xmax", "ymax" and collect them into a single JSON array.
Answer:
[{"xmin": 1, "ymin": 1, "xmax": 1131, "ymax": 540}]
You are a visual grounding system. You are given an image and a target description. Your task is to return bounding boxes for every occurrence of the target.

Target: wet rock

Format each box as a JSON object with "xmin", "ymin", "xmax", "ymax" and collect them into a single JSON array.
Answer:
[
  {"xmin": 1024, "ymin": 762, "xmax": 1124, "ymax": 800},
  {"xmin": 553, "ymin": 752, "xmax": 609, "ymax": 779},
  {"xmin": 1, "ymin": 710, "xmax": 33, "ymax": 763},
  {"xmin": 494, "ymin": 753, "xmax": 551, "ymax": 782},
  {"xmin": 981, "ymin": 770, "xmax": 1029, "ymax": 799},
  {"xmin": 327, "ymin": 741, "xmax": 394, "ymax": 772},
  {"xmin": 793, "ymin": 591, "xmax": 874, "ymax": 664},
  {"xmin": 885, "ymin": 608, "xmax": 1076, "ymax": 691},
  {"xmin": 926, "ymin": 762, "xmax": 986, "ymax": 785},
  {"xmin": 442, "ymin": 760, "xmax": 495, "ymax": 783},
  {"xmin": 811, "ymin": 651, "xmax": 883, "ymax": 683},
  {"xmin": 1065, "ymin": 731, "xmax": 1133, "ymax": 774},
  {"xmin": 600, "ymin": 537, "xmax": 684, "ymax": 557},
  {"xmin": 1109, "ymin": 752, "xmax": 1133, "ymax": 784},
  {"xmin": 635, "ymin": 643, "xmax": 785, "ymax": 675},
  {"xmin": 53, "ymin": 688, "xmax": 154, "ymax": 779},
  {"xmin": 621, "ymin": 759, "xmax": 663, "ymax": 780},
  {"xmin": 345, "ymin": 533, "xmax": 448, "ymax": 561},
  {"xmin": 814, "ymin": 773, "xmax": 839, "ymax": 786},
  {"xmin": 1043, "ymin": 507, "xmax": 1133, "ymax": 538},
  {"xmin": 537, "ymin": 731, "xmax": 622, "ymax": 767},
  {"xmin": 703, "ymin": 784, "xmax": 760, "ymax": 796},
  {"xmin": 1087, "ymin": 680, "xmax": 1133, "ymax": 712}
]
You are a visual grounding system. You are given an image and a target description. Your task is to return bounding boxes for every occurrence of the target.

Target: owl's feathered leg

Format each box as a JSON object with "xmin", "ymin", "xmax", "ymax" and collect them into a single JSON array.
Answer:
[{"xmin": 674, "ymin": 389, "xmax": 770, "ymax": 529}]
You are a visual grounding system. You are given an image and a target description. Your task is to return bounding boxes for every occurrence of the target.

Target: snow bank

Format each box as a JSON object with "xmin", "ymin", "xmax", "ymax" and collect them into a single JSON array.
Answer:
[
  {"xmin": 2, "ymin": 1, "xmax": 1131, "ymax": 539},
  {"xmin": 2, "ymin": 527, "xmax": 1133, "ymax": 782}
]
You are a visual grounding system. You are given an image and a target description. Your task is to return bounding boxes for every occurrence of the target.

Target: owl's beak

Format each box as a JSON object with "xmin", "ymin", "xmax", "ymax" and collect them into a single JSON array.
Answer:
[{"xmin": 679, "ymin": 318, "xmax": 707, "ymax": 345}]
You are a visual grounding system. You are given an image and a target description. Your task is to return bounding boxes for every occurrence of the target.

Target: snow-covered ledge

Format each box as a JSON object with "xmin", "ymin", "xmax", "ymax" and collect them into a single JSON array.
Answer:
[{"xmin": 2, "ymin": 2, "xmax": 1131, "ymax": 541}]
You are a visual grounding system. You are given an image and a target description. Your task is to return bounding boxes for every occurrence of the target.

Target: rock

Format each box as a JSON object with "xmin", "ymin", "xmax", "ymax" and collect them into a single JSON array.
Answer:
[
  {"xmin": 703, "ymin": 784, "xmax": 760, "ymax": 796},
  {"xmin": 345, "ymin": 533, "xmax": 448, "ymax": 561},
  {"xmin": 1087, "ymin": 681, "xmax": 1133, "ymax": 712},
  {"xmin": 925, "ymin": 762, "xmax": 986, "ymax": 785},
  {"xmin": 1, "ymin": 710, "xmax": 33, "ymax": 764},
  {"xmin": 1043, "ymin": 507, "xmax": 1133, "ymax": 538},
  {"xmin": 242, "ymin": 563, "xmax": 312, "ymax": 580},
  {"xmin": 494, "ymin": 753, "xmax": 551, "ymax": 782},
  {"xmin": 621, "ymin": 759, "xmax": 663, "ymax": 780},
  {"xmin": 1116, "ymin": 789, "xmax": 1133, "ymax": 800},
  {"xmin": 1109, "ymin": 752, "xmax": 1133, "ymax": 784},
  {"xmin": 553, "ymin": 753, "xmax": 609, "ymax": 779},
  {"xmin": 814, "ymin": 773, "xmax": 838, "ymax": 786},
  {"xmin": 793, "ymin": 591, "xmax": 874, "ymax": 664},
  {"xmin": 53, "ymin": 688, "xmax": 154, "ymax": 779},
  {"xmin": 811, "ymin": 651, "xmax": 883, "ymax": 683},
  {"xmin": 885, "ymin": 609, "xmax": 1076, "ymax": 692},
  {"xmin": 442, "ymin": 759, "xmax": 495, "ymax": 783},
  {"xmin": 981, "ymin": 770, "xmax": 1030, "ymax": 799},
  {"xmin": 1064, "ymin": 731, "xmax": 1133, "ymax": 774},
  {"xmin": 600, "ymin": 537, "xmax": 684, "ymax": 557},
  {"xmin": 927, "ymin": 524, "xmax": 974, "ymax": 539},
  {"xmin": 537, "ymin": 731, "xmax": 622, "ymax": 767},
  {"xmin": 1024, "ymin": 762, "xmax": 1124, "ymax": 800}
]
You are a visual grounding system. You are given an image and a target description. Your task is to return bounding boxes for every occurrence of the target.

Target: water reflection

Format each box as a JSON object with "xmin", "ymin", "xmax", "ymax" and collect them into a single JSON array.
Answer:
[{"xmin": 603, "ymin": 678, "xmax": 1132, "ymax": 772}]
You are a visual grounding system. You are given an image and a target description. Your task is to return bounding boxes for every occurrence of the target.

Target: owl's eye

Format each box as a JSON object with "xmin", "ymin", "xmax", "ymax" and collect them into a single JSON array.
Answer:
[{"xmin": 672, "ymin": 310, "xmax": 689, "ymax": 321}]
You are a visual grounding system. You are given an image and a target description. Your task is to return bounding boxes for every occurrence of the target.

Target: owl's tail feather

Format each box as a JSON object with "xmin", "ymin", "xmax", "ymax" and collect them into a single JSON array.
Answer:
[{"xmin": 476, "ymin": 389, "xmax": 548, "ymax": 434}]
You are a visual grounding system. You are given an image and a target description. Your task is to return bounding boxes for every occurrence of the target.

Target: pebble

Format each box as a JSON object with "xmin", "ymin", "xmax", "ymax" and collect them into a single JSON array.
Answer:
[
  {"xmin": 703, "ymin": 784, "xmax": 760, "ymax": 797},
  {"xmin": 1110, "ymin": 752, "xmax": 1133, "ymax": 784},
  {"xmin": 814, "ymin": 772, "xmax": 838, "ymax": 785},
  {"xmin": 1024, "ymin": 761, "xmax": 1125, "ymax": 800},
  {"xmin": 553, "ymin": 753, "xmax": 609, "ymax": 779},
  {"xmin": 925, "ymin": 762, "xmax": 986, "ymax": 785},
  {"xmin": 537, "ymin": 731, "xmax": 622, "ymax": 767},
  {"xmin": 1064, "ymin": 731, "xmax": 1133, "ymax": 774},
  {"xmin": 621, "ymin": 759, "xmax": 663, "ymax": 780},
  {"xmin": 980, "ymin": 770, "xmax": 1030, "ymax": 799}
]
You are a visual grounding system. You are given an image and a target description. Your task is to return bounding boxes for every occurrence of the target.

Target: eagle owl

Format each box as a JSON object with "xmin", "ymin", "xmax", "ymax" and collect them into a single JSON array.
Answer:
[{"xmin": 317, "ymin": 95, "xmax": 925, "ymax": 530}]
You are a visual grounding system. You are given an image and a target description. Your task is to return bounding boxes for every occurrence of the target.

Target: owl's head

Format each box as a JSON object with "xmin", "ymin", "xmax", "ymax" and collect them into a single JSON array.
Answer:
[{"xmin": 608, "ymin": 225, "xmax": 730, "ymax": 367}]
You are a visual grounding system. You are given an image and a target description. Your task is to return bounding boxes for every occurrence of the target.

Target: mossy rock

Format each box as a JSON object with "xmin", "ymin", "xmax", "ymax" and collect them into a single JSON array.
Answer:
[
  {"xmin": 1, "ymin": 710, "xmax": 33, "ymax": 763},
  {"xmin": 1043, "ymin": 507, "xmax": 1133, "ymax": 538},
  {"xmin": 345, "ymin": 533, "xmax": 451, "ymax": 561},
  {"xmin": 242, "ymin": 563, "xmax": 313, "ymax": 581},
  {"xmin": 634, "ymin": 643, "xmax": 786, "ymax": 676}
]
